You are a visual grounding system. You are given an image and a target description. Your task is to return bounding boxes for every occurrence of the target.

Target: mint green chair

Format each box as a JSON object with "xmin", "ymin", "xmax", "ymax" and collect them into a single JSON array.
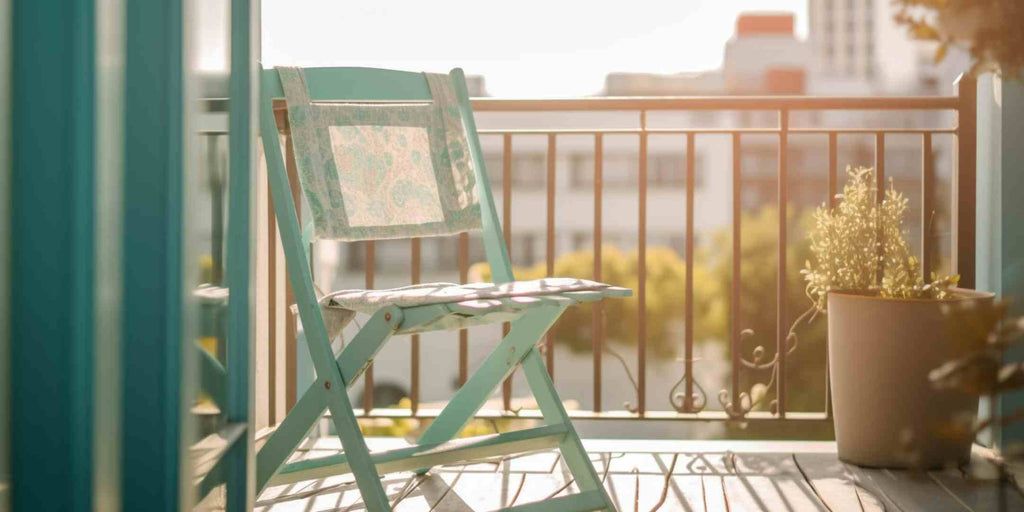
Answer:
[{"xmin": 257, "ymin": 65, "xmax": 630, "ymax": 511}]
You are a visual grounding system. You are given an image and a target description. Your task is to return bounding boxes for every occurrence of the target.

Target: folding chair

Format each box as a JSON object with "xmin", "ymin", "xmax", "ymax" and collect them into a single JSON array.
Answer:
[{"xmin": 256, "ymin": 65, "xmax": 631, "ymax": 511}]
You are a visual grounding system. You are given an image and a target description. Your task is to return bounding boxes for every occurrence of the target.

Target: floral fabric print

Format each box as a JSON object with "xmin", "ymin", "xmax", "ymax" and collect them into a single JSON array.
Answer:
[
  {"xmin": 326, "ymin": 125, "xmax": 445, "ymax": 227},
  {"xmin": 276, "ymin": 66, "xmax": 481, "ymax": 241}
]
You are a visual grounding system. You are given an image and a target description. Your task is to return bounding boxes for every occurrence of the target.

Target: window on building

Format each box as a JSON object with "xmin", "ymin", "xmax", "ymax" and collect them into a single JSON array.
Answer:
[
  {"xmin": 346, "ymin": 242, "xmax": 366, "ymax": 272},
  {"xmin": 571, "ymin": 232, "xmax": 589, "ymax": 252},
  {"xmin": 484, "ymin": 152, "xmax": 547, "ymax": 191},
  {"xmin": 569, "ymin": 152, "xmax": 704, "ymax": 190},
  {"xmin": 510, "ymin": 233, "xmax": 538, "ymax": 266}
]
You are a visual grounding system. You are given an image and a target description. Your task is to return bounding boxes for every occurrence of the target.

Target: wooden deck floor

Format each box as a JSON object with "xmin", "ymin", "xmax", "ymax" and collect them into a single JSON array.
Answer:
[{"xmin": 250, "ymin": 438, "xmax": 1023, "ymax": 511}]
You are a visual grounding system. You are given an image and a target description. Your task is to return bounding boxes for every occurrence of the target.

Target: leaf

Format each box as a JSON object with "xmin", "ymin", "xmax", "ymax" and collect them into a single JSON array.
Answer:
[
  {"xmin": 934, "ymin": 42, "xmax": 949, "ymax": 64},
  {"xmin": 911, "ymin": 22, "xmax": 941, "ymax": 41}
]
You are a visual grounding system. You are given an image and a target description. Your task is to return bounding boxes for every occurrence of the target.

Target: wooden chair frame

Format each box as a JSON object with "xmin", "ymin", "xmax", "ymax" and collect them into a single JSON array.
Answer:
[{"xmin": 256, "ymin": 65, "xmax": 627, "ymax": 511}]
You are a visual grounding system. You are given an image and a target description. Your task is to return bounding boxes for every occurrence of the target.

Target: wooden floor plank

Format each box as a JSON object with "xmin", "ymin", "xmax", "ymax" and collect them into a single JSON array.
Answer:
[
  {"xmin": 721, "ymin": 453, "xmax": 828, "ymax": 511},
  {"xmin": 929, "ymin": 471, "xmax": 1024, "ymax": 511},
  {"xmin": 431, "ymin": 472, "xmax": 503, "ymax": 511},
  {"xmin": 252, "ymin": 438, "xmax": 1023, "ymax": 512},
  {"xmin": 670, "ymin": 475, "xmax": 707, "ymax": 512},
  {"xmin": 702, "ymin": 475, "xmax": 729, "ymax": 512},
  {"xmin": 845, "ymin": 464, "xmax": 969, "ymax": 512},
  {"xmin": 721, "ymin": 474, "xmax": 827, "ymax": 511},
  {"xmin": 793, "ymin": 453, "xmax": 883, "ymax": 511}
]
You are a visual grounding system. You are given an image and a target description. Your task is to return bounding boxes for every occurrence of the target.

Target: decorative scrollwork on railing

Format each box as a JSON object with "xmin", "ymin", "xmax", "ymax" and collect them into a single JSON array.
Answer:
[
  {"xmin": 603, "ymin": 344, "xmax": 642, "ymax": 414},
  {"xmin": 668, "ymin": 359, "xmax": 708, "ymax": 413},
  {"xmin": 597, "ymin": 304, "xmax": 817, "ymax": 418},
  {"xmin": 718, "ymin": 305, "xmax": 818, "ymax": 420}
]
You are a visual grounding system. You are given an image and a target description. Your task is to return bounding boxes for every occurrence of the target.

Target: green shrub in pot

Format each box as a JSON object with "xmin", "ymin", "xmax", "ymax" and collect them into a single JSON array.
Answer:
[{"xmin": 802, "ymin": 165, "xmax": 992, "ymax": 468}]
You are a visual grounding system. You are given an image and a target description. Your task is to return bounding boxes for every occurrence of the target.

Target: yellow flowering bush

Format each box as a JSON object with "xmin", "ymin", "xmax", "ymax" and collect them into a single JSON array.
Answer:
[{"xmin": 802, "ymin": 166, "xmax": 958, "ymax": 312}]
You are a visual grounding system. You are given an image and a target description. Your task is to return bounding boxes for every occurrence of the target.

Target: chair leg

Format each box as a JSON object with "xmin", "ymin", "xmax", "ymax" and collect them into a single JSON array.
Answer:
[
  {"xmin": 256, "ymin": 385, "xmax": 327, "ymax": 491},
  {"xmin": 521, "ymin": 348, "xmax": 617, "ymax": 511},
  {"xmin": 257, "ymin": 308, "xmax": 399, "ymax": 493},
  {"xmin": 322, "ymin": 379, "xmax": 392, "ymax": 511},
  {"xmin": 416, "ymin": 306, "xmax": 566, "ymax": 453},
  {"xmin": 258, "ymin": 308, "xmax": 401, "ymax": 511}
]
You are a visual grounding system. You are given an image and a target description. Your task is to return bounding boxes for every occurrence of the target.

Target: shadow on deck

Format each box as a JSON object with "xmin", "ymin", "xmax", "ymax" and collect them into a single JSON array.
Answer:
[{"xmin": 219, "ymin": 439, "xmax": 1024, "ymax": 511}]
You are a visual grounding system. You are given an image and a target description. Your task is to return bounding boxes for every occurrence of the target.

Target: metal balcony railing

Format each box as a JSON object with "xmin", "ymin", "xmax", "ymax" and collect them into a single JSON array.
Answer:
[{"xmin": 257, "ymin": 75, "xmax": 978, "ymax": 427}]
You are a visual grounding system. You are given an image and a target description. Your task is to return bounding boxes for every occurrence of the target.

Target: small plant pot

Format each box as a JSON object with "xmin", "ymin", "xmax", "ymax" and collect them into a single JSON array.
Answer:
[{"xmin": 827, "ymin": 288, "xmax": 994, "ymax": 468}]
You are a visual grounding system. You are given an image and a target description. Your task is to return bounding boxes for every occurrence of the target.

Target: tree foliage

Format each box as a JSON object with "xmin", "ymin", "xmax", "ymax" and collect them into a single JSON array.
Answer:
[
  {"xmin": 894, "ymin": 0, "xmax": 1024, "ymax": 77},
  {"xmin": 473, "ymin": 245, "xmax": 721, "ymax": 359}
]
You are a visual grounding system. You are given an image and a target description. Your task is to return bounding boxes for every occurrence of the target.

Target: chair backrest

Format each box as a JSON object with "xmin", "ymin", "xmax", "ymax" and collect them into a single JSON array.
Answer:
[{"xmin": 260, "ymin": 66, "xmax": 514, "ymax": 283}]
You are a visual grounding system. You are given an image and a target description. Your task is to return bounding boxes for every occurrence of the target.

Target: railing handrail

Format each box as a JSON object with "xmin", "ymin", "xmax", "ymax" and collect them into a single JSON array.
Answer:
[{"xmin": 471, "ymin": 95, "xmax": 960, "ymax": 112}]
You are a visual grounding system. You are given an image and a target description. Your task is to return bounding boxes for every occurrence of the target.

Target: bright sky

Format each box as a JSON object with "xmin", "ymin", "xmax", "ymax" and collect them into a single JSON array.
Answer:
[{"xmin": 261, "ymin": 0, "xmax": 809, "ymax": 97}]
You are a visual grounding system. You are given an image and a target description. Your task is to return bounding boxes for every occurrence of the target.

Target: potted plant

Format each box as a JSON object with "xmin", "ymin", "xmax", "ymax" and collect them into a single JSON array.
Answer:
[{"xmin": 802, "ymin": 166, "xmax": 994, "ymax": 468}]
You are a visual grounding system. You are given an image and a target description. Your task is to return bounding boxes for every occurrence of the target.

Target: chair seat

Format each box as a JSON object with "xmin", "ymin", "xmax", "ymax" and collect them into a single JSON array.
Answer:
[{"xmin": 321, "ymin": 277, "xmax": 613, "ymax": 314}]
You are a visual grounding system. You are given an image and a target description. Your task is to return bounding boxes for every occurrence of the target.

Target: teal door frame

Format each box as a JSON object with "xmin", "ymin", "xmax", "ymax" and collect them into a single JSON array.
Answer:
[
  {"xmin": 9, "ymin": 0, "xmax": 97, "ymax": 510},
  {"xmin": 223, "ymin": 0, "xmax": 258, "ymax": 508},
  {"xmin": 121, "ymin": 0, "xmax": 188, "ymax": 508},
  {"xmin": 0, "ymin": 0, "xmax": 12, "ymax": 504},
  {"xmin": 7, "ymin": 0, "xmax": 257, "ymax": 510},
  {"xmin": 121, "ymin": 0, "xmax": 257, "ymax": 509}
]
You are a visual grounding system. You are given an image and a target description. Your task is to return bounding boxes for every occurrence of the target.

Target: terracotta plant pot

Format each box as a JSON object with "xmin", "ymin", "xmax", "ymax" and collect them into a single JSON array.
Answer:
[{"xmin": 828, "ymin": 288, "xmax": 994, "ymax": 468}]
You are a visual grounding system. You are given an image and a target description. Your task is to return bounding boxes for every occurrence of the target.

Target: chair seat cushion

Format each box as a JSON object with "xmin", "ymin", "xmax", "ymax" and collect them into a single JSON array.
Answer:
[{"xmin": 320, "ymin": 277, "xmax": 612, "ymax": 314}]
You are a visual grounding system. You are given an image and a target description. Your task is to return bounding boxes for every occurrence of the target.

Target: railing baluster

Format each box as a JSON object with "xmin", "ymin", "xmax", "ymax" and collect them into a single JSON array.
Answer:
[
  {"xmin": 684, "ymin": 132, "xmax": 695, "ymax": 410},
  {"xmin": 777, "ymin": 109, "xmax": 788, "ymax": 418},
  {"xmin": 363, "ymin": 240, "xmax": 375, "ymax": 413},
  {"xmin": 593, "ymin": 134, "xmax": 604, "ymax": 413},
  {"xmin": 731, "ymin": 132, "xmax": 742, "ymax": 415},
  {"xmin": 875, "ymin": 132, "xmax": 886, "ymax": 200},
  {"xmin": 458, "ymin": 232, "xmax": 469, "ymax": 387},
  {"xmin": 502, "ymin": 133, "xmax": 513, "ymax": 411},
  {"xmin": 921, "ymin": 132, "xmax": 934, "ymax": 282},
  {"xmin": 875, "ymin": 132, "xmax": 886, "ymax": 283},
  {"xmin": 267, "ymin": 175, "xmax": 278, "ymax": 424},
  {"xmin": 828, "ymin": 133, "xmax": 838, "ymax": 209},
  {"xmin": 411, "ymin": 238, "xmax": 421, "ymax": 414},
  {"xmin": 954, "ymin": 74, "xmax": 977, "ymax": 289},
  {"xmin": 545, "ymin": 134, "xmax": 556, "ymax": 377},
  {"xmin": 638, "ymin": 111, "xmax": 648, "ymax": 416},
  {"xmin": 826, "ymin": 132, "xmax": 837, "ymax": 419},
  {"xmin": 284, "ymin": 132, "xmax": 299, "ymax": 412}
]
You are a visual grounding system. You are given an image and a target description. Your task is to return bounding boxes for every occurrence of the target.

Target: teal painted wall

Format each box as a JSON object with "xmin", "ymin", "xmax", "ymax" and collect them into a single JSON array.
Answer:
[{"xmin": 998, "ymin": 78, "xmax": 1024, "ymax": 444}]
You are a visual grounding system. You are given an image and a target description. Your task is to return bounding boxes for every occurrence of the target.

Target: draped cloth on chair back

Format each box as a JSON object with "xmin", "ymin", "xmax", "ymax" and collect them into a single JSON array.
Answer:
[{"xmin": 276, "ymin": 66, "xmax": 481, "ymax": 241}]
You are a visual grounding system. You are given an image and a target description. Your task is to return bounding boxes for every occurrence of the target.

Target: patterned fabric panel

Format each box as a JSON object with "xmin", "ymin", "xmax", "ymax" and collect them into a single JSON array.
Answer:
[
  {"xmin": 320, "ymin": 277, "xmax": 613, "ymax": 314},
  {"xmin": 275, "ymin": 66, "xmax": 481, "ymax": 241},
  {"xmin": 326, "ymin": 125, "xmax": 445, "ymax": 227}
]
